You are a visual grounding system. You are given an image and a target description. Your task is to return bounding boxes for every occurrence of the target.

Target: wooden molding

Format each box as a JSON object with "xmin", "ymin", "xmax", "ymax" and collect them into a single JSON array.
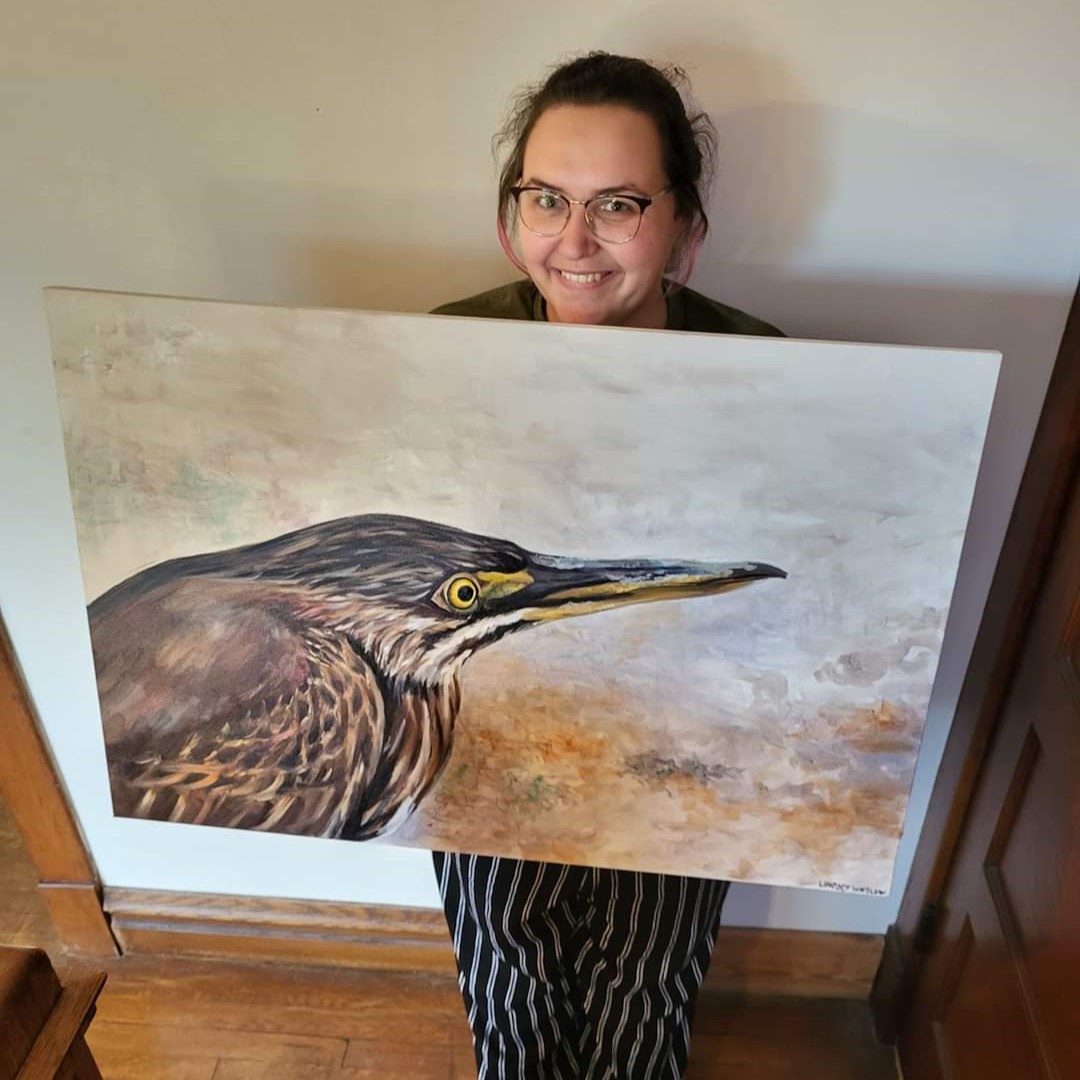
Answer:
[
  {"xmin": 37, "ymin": 885, "xmax": 118, "ymax": 958},
  {"xmin": 874, "ymin": 283, "xmax": 1080, "ymax": 1038},
  {"xmin": 0, "ymin": 623, "xmax": 95, "ymax": 883},
  {"xmin": 706, "ymin": 926, "xmax": 883, "ymax": 999},
  {"xmin": 104, "ymin": 885, "xmax": 882, "ymax": 998},
  {"xmin": 0, "ymin": 620, "xmax": 117, "ymax": 957},
  {"xmin": 105, "ymin": 887, "xmax": 456, "ymax": 975}
]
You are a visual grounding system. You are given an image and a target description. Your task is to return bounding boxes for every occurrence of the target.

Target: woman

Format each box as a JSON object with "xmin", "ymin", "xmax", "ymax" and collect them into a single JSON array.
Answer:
[{"xmin": 432, "ymin": 52, "xmax": 782, "ymax": 1079}]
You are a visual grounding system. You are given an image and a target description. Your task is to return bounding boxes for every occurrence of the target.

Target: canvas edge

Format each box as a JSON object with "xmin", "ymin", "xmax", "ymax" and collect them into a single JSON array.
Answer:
[{"xmin": 40, "ymin": 285, "xmax": 1005, "ymax": 357}]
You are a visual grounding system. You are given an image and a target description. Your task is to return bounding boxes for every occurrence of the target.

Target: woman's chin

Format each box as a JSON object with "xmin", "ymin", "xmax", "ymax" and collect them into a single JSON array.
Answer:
[{"xmin": 544, "ymin": 292, "xmax": 622, "ymax": 327}]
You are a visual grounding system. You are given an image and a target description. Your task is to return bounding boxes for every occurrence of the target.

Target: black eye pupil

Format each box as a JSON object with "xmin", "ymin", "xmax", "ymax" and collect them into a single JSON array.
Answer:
[{"xmin": 457, "ymin": 584, "xmax": 475, "ymax": 603}]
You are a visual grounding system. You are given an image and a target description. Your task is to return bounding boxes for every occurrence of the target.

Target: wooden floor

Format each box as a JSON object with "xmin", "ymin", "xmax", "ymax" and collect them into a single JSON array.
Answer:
[{"xmin": 1, "ymin": 798, "xmax": 897, "ymax": 1079}]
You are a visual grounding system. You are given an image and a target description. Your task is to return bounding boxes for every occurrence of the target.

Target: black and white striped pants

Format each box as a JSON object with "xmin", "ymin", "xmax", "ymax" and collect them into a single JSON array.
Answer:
[{"xmin": 434, "ymin": 852, "xmax": 729, "ymax": 1079}]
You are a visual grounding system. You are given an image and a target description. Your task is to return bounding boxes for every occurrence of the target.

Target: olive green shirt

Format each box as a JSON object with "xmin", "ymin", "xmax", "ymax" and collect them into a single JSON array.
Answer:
[{"xmin": 431, "ymin": 279, "xmax": 783, "ymax": 337}]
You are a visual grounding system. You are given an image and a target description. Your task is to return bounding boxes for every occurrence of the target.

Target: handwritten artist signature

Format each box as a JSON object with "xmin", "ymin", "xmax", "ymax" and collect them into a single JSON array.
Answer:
[{"xmin": 818, "ymin": 880, "xmax": 888, "ymax": 896}]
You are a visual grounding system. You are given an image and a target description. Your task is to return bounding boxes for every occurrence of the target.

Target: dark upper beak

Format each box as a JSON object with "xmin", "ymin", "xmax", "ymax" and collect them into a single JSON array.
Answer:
[{"xmin": 491, "ymin": 551, "xmax": 786, "ymax": 622}]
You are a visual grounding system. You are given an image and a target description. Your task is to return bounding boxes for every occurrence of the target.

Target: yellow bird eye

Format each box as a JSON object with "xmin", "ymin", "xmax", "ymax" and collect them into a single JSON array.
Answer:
[{"xmin": 444, "ymin": 575, "xmax": 480, "ymax": 612}]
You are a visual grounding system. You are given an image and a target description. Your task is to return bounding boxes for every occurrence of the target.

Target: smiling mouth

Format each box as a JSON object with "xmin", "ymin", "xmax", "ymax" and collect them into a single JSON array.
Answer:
[{"xmin": 556, "ymin": 270, "xmax": 612, "ymax": 285}]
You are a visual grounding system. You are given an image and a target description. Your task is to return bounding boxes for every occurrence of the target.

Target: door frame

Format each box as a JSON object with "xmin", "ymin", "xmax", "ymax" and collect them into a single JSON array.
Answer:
[
  {"xmin": 0, "ymin": 620, "xmax": 118, "ymax": 954},
  {"xmin": 872, "ymin": 283, "xmax": 1080, "ymax": 1040}
]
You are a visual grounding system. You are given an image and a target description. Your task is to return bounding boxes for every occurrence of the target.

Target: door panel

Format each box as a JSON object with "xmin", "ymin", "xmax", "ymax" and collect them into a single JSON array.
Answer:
[
  {"xmin": 899, "ymin": 461, "xmax": 1080, "ymax": 1080},
  {"xmin": 930, "ymin": 913, "xmax": 1044, "ymax": 1079}
]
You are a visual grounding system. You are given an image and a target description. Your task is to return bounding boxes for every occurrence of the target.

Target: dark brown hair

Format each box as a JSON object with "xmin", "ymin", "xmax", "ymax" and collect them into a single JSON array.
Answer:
[{"xmin": 495, "ymin": 52, "xmax": 716, "ymax": 262}]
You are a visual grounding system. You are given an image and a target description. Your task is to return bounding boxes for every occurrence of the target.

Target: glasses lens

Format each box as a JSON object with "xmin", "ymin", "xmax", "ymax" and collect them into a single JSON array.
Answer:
[
  {"xmin": 518, "ymin": 189, "xmax": 569, "ymax": 236},
  {"xmin": 587, "ymin": 196, "xmax": 644, "ymax": 242}
]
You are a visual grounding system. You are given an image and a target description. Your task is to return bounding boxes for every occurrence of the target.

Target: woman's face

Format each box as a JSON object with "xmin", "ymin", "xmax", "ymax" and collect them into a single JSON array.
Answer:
[{"xmin": 516, "ymin": 104, "xmax": 684, "ymax": 329}]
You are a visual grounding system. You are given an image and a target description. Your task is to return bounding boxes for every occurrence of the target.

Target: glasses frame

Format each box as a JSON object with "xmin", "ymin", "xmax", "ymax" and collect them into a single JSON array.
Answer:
[{"xmin": 509, "ymin": 185, "xmax": 671, "ymax": 244}]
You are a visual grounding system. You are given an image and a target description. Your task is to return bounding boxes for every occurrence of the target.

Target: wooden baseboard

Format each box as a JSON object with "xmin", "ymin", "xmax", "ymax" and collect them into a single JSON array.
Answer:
[
  {"xmin": 103, "ymin": 886, "xmax": 882, "ymax": 998},
  {"xmin": 105, "ymin": 887, "xmax": 455, "ymax": 975},
  {"xmin": 709, "ymin": 926, "xmax": 883, "ymax": 999}
]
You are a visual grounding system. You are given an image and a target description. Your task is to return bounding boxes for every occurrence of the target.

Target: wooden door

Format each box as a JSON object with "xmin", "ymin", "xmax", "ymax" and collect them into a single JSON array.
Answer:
[{"xmin": 896, "ymin": 337, "xmax": 1080, "ymax": 1074}]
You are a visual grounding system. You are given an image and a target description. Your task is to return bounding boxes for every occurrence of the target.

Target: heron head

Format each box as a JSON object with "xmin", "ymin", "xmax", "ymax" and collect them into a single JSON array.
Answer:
[{"xmin": 227, "ymin": 514, "xmax": 785, "ymax": 688}]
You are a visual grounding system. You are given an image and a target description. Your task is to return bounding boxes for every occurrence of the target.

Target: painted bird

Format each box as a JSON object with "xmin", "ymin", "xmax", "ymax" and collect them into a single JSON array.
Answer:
[{"xmin": 90, "ymin": 514, "xmax": 785, "ymax": 840}]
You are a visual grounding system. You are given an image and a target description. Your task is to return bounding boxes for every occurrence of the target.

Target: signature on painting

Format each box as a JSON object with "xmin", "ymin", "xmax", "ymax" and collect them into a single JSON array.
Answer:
[{"xmin": 818, "ymin": 881, "xmax": 888, "ymax": 896}]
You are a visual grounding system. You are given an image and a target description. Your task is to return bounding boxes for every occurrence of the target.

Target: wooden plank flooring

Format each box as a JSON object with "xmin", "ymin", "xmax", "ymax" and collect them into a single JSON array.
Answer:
[{"xmin": 1, "ymin": 796, "xmax": 897, "ymax": 1078}]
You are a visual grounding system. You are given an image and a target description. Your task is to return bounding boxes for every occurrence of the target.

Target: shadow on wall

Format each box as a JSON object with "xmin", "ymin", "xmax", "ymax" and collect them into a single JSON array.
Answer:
[
  {"xmin": 698, "ymin": 98, "xmax": 1078, "ymax": 351},
  {"xmin": 669, "ymin": 44, "xmax": 826, "ymax": 271}
]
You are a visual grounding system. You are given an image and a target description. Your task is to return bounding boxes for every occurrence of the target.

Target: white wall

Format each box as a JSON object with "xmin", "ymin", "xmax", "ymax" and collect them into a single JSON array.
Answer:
[{"xmin": 2, "ymin": 0, "xmax": 1077, "ymax": 934}]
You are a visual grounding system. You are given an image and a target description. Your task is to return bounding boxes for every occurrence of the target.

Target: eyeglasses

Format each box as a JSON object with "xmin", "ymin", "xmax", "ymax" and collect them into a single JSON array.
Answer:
[{"xmin": 510, "ymin": 185, "xmax": 671, "ymax": 244}]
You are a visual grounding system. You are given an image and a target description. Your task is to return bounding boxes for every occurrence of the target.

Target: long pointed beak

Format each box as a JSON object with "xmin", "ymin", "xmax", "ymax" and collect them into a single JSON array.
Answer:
[{"xmin": 497, "ymin": 552, "xmax": 786, "ymax": 622}]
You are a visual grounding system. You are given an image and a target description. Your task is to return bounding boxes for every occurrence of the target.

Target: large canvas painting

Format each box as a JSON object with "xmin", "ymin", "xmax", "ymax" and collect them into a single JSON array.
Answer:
[{"xmin": 47, "ymin": 288, "xmax": 999, "ymax": 893}]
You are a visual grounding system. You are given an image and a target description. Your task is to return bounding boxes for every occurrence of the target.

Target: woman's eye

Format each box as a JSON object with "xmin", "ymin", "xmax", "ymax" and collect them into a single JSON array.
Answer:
[
  {"xmin": 534, "ymin": 191, "xmax": 563, "ymax": 212},
  {"xmin": 597, "ymin": 197, "xmax": 634, "ymax": 214}
]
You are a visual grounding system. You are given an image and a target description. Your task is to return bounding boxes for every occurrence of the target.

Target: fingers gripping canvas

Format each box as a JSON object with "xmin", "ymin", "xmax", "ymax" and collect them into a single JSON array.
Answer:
[{"xmin": 47, "ymin": 289, "xmax": 999, "ymax": 893}]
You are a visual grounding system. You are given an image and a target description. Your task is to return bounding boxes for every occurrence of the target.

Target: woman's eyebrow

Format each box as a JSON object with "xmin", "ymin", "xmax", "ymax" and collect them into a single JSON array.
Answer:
[{"xmin": 522, "ymin": 177, "xmax": 649, "ymax": 196}]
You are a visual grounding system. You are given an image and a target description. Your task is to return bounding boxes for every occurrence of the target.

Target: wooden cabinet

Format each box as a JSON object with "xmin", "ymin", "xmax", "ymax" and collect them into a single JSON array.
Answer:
[{"xmin": 0, "ymin": 946, "xmax": 105, "ymax": 1080}]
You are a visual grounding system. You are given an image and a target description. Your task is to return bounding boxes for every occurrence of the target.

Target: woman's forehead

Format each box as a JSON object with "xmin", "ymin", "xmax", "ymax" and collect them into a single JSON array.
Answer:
[{"xmin": 522, "ymin": 104, "xmax": 666, "ymax": 191}]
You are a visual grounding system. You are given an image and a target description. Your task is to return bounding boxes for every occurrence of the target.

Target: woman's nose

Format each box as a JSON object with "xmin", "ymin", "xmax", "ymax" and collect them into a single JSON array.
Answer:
[{"xmin": 557, "ymin": 204, "xmax": 599, "ymax": 257}]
